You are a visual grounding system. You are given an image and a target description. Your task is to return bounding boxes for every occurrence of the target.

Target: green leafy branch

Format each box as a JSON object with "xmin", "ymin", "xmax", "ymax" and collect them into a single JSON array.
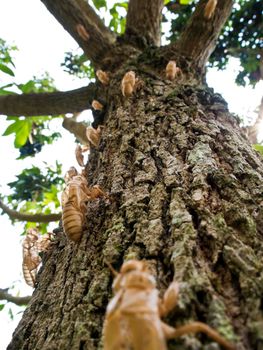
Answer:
[{"xmin": 0, "ymin": 38, "xmax": 17, "ymax": 78}]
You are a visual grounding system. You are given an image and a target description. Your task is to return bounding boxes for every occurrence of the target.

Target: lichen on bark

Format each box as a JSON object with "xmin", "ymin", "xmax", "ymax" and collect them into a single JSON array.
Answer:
[{"xmin": 8, "ymin": 64, "xmax": 263, "ymax": 350}]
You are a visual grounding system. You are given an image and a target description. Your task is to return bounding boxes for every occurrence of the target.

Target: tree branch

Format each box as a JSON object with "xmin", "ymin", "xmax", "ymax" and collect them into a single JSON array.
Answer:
[
  {"xmin": 0, "ymin": 84, "xmax": 96, "ymax": 117},
  {"xmin": 226, "ymin": 47, "xmax": 262, "ymax": 57},
  {"xmin": 165, "ymin": 1, "xmax": 185, "ymax": 13},
  {"xmin": 62, "ymin": 117, "xmax": 89, "ymax": 144},
  {"xmin": 246, "ymin": 96, "xmax": 263, "ymax": 144},
  {"xmin": 170, "ymin": 0, "xmax": 233, "ymax": 69},
  {"xmin": 0, "ymin": 288, "xmax": 31, "ymax": 306},
  {"xmin": 125, "ymin": 0, "xmax": 164, "ymax": 47},
  {"xmin": 0, "ymin": 200, "xmax": 61, "ymax": 223},
  {"xmin": 40, "ymin": 0, "xmax": 116, "ymax": 65}
]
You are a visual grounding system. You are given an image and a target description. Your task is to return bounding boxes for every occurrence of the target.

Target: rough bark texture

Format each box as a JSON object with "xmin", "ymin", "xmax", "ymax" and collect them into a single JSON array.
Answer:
[
  {"xmin": 175, "ymin": 0, "xmax": 233, "ymax": 71},
  {"xmin": 125, "ymin": 0, "xmax": 164, "ymax": 47},
  {"xmin": 6, "ymin": 1, "xmax": 262, "ymax": 349},
  {"xmin": 40, "ymin": 0, "xmax": 115, "ymax": 65},
  {"xmin": 8, "ymin": 60, "xmax": 263, "ymax": 350}
]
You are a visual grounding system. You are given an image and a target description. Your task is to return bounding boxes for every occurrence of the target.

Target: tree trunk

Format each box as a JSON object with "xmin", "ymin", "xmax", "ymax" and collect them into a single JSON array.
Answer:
[{"xmin": 8, "ymin": 62, "xmax": 263, "ymax": 350}]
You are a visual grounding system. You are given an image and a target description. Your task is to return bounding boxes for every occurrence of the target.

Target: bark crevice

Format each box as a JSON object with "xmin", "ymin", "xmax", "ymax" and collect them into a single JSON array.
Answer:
[{"xmin": 8, "ymin": 63, "xmax": 263, "ymax": 350}]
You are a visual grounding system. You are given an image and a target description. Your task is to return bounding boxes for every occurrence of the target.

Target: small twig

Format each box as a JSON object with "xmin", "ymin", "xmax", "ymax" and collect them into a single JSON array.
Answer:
[
  {"xmin": 0, "ymin": 288, "xmax": 31, "ymax": 306},
  {"xmin": 0, "ymin": 199, "xmax": 61, "ymax": 223}
]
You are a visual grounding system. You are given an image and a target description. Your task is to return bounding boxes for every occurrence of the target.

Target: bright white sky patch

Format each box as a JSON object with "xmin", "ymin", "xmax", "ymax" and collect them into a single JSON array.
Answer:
[{"xmin": 207, "ymin": 58, "xmax": 263, "ymax": 129}]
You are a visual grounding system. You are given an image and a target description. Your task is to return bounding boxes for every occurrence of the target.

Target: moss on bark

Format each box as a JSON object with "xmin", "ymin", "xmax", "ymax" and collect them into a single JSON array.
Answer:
[{"xmin": 8, "ymin": 65, "xmax": 263, "ymax": 350}]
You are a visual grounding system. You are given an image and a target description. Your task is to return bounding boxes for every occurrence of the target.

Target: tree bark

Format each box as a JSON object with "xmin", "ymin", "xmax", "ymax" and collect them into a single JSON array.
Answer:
[
  {"xmin": 174, "ymin": 0, "xmax": 233, "ymax": 72},
  {"xmin": 125, "ymin": 0, "xmax": 164, "ymax": 47},
  {"xmin": 6, "ymin": 1, "xmax": 263, "ymax": 349},
  {"xmin": 40, "ymin": 0, "xmax": 116, "ymax": 66},
  {"xmin": 8, "ymin": 61, "xmax": 263, "ymax": 350}
]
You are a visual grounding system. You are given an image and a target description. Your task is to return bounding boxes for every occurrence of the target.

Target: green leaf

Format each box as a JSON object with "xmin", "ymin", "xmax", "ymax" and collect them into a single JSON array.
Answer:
[
  {"xmin": 0, "ymin": 38, "xmax": 17, "ymax": 69},
  {"xmin": 92, "ymin": 0, "xmax": 107, "ymax": 10},
  {"xmin": 0, "ymin": 83, "xmax": 15, "ymax": 95},
  {"xmin": 253, "ymin": 144, "xmax": 263, "ymax": 156},
  {"xmin": 0, "ymin": 89, "xmax": 16, "ymax": 95},
  {"xmin": 0, "ymin": 304, "xmax": 5, "ymax": 311},
  {"xmin": 113, "ymin": 2, "xmax": 128, "ymax": 9},
  {"xmin": 0, "ymin": 63, "xmax": 14, "ymax": 76},
  {"xmin": 7, "ymin": 162, "xmax": 63, "ymax": 202},
  {"xmin": 0, "ymin": 83, "xmax": 15, "ymax": 89},
  {"xmin": 43, "ymin": 185, "xmax": 60, "ymax": 207},
  {"xmin": 2, "ymin": 120, "xmax": 24, "ymax": 136},
  {"xmin": 6, "ymin": 116, "xmax": 19, "ymax": 120},
  {"xmin": 17, "ymin": 80, "xmax": 36, "ymax": 93},
  {"xmin": 2, "ymin": 119, "xmax": 32, "ymax": 148},
  {"xmin": 180, "ymin": 0, "xmax": 192, "ymax": 4},
  {"xmin": 14, "ymin": 122, "xmax": 31, "ymax": 147},
  {"xmin": 108, "ymin": 3, "xmax": 127, "ymax": 34},
  {"xmin": 16, "ymin": 73, "xmax": 56, "ymax": 93},
  {"xmin": 8, "ymin": 308, "xmax": 14, "ymax": 320}
]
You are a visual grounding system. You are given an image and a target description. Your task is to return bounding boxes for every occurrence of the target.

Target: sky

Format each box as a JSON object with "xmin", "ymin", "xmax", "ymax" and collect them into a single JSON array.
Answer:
[{"xmin": 0, "ymin": 1, "xmax": 262, "ymax": 349}]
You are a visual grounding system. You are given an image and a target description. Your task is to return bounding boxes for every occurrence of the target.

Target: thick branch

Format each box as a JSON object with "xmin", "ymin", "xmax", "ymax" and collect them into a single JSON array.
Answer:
[
  {"xmin": 165, "ymin": 1, "xmax": 185, "ymax": 13},
  {"xmin": 173, "ymin": 0, "xmax": 233, "ymax": 69},
  {"xmin": 40, "ymin": 0, "xmax": 116, "ymax": 65},
  {"xmin": 62, "ymin": 117, "xmax": 89, "ymax": 144},
  {"xmin": 0, "ymin": 289, "xmax": 31, "ymax": 306},
  {"xmin": 226, "ymin": 47, "xmax": 262, "ymax": 57},
  {"xmin": 0, "ymin": 200, "xmax": 61, "ymax": 223},
  {"xmin": 0, "ymin": 85, "xmax": 96, "ymax": 117},
  {"xmin": 125, "ymin": 0, "xmax": 164, "ymax": 47}
]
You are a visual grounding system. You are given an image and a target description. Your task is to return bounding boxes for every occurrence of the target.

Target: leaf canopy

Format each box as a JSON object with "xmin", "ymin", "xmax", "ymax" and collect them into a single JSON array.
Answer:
[{"xmin": 166, "ymin": 0, "xmax": 262, "ymax": 85}]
